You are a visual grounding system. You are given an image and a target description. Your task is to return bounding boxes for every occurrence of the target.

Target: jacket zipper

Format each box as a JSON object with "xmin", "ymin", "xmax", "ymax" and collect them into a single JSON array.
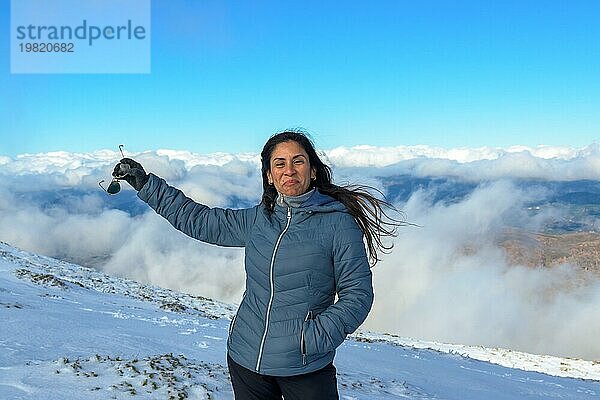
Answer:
[{"xmin": 255, "ymin": 206, "xmax": 292, "ymax": 372}]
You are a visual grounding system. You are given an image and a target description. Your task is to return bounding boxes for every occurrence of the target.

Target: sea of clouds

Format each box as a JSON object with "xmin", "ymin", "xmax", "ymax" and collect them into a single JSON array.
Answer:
[{"xmin": 1, "ymin": 143, "xmax": 599, "ymax": 360}]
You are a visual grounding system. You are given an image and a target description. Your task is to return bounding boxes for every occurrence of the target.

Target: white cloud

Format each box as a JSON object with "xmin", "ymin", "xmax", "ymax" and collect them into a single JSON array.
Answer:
[
  {"xmin": 4, "ymin": 143, "xmax": 600, "ymax": 181},
  {"xmin": 328, "ymin": 143, "xmax": 600, "ymax": 181},
  {"xmin": 367, "ymin": 181, "xmax": 600, "ymax": 359},
  {"xmin": 0, "ymin": 144, "xmax": 599, "ymax": 360},
  {"xmin": 325, "ymin": 143, "xmax": 585, "ymax": 166}
]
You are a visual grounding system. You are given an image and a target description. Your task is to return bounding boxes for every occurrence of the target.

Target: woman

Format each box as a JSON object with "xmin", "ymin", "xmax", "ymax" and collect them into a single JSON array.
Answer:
[{"xmin": 114, "ymin": 131, "xmax": 401, "ymax": 399}]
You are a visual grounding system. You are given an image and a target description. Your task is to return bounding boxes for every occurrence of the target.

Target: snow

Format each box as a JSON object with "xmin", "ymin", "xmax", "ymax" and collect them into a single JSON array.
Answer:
[
  {"xmin": 1, "ymin": 242, "xmax": 598, "ymax": 399},
  {"xmin": 351, "ymin": 333, "xmax": 600, "ymax": 382}
]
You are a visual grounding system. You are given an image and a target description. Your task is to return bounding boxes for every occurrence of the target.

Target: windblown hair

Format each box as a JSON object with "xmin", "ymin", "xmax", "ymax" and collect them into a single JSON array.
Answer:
[{"xmin": 260, "ymin": 130, "xmax": 406, "ymax": 266}]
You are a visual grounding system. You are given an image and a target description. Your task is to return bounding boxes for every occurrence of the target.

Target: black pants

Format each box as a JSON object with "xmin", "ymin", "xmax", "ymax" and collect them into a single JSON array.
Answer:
[{"xmin": 227, "ymin": 354, "xmax": 339, "ymax": 400}]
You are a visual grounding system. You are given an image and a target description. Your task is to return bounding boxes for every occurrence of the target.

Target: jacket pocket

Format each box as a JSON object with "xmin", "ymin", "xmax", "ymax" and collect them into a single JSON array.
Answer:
[
  {"xmin": 228, "ymin": 312, "xmax": 238, "ymax": 336},
  {"xmin": 300, "ymin": 310, "xmax": 313, "ymax": 365}
]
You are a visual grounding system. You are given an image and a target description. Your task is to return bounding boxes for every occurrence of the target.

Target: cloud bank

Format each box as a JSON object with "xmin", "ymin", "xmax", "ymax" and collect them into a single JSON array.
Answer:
[
  {"xmin": 367, "ymin": 181, "xmax": 600, "ymax": 360},
  {"xmin": 0, "ymin": 144, "xmax": 599, "ymax": 360}
]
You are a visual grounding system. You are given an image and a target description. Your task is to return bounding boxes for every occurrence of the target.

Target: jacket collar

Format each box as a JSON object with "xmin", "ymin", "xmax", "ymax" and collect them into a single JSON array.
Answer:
[
  {"xmin": 274, "ymin": 188, "xmax": 346, "ymax": 213},
  {"xmin": 276, "ymin": 188, "xmax": 316, "ymax": 208}
]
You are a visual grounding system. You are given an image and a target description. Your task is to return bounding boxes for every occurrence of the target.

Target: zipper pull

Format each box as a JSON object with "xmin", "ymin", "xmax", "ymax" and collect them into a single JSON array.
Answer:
[
  {"xmin": 287, "ymin": 207, "xmax": 292, "ymax": 219},
  {"xmin": 305, "ymin": 310, "xmax": 313, "ymax": 321}
]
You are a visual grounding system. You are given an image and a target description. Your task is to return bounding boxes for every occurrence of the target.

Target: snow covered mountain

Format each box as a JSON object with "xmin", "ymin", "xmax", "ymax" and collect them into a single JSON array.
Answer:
[{"xmin": 1, "ymin": 241, "xmax": 598, "ymax": 400}]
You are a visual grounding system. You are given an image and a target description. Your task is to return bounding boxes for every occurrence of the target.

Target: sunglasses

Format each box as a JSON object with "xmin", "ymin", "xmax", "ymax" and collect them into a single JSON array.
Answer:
[{"xmin": 99, "ymin": 145, "xmax": 129, "ymax": 195}]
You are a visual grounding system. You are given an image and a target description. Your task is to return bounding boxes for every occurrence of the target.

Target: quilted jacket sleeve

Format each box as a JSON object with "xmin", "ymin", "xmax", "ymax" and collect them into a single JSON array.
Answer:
[
  {"xmin": 137, "ymin": 174, "xmax": 257, "ymax": 247},
  {"xmin": 303, "ymin": 212, "xmax": 374, "ymax": 354}
]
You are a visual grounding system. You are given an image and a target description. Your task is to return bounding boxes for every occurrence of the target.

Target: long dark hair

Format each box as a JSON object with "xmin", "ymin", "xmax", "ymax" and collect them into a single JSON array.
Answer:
[{"xmin": 260, "ymin": 130, "xmax": 406, "ymax": 266}]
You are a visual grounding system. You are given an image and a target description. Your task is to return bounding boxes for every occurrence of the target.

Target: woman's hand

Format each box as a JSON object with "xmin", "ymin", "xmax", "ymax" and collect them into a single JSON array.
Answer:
[{"xmin": 113, "ymin": 157, "xmax": 149, "ymax": 191}]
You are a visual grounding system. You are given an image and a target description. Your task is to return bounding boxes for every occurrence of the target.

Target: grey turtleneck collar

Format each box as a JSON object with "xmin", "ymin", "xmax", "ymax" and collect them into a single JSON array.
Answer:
[{"xmin": 276, "ymin": 187, "xmax": 316, "ymax": 208}]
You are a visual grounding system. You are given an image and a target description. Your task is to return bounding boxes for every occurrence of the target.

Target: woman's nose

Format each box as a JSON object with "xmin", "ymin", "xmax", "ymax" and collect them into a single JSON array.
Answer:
[{"xmin": 283, "ymin": 164, "xmax": 296, "ymax": 175}]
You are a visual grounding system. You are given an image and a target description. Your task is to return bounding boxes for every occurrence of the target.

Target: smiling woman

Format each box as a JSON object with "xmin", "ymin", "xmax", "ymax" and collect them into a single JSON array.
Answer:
[{"xmin": 112, "ymin": 129, "xmax": 405, "ymax": 400}]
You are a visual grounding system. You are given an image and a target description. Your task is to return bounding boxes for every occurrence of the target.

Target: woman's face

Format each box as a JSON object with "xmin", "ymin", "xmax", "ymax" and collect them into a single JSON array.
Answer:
[{"xmin": 267, "ymin": 140, "xmax": 316, "ymax": 197}]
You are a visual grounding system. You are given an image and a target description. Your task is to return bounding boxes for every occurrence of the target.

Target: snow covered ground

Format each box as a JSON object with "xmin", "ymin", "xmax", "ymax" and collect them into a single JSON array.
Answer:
[{"xmin": 1, "ymin": 241, "xmax": 598, "ymax": 399}]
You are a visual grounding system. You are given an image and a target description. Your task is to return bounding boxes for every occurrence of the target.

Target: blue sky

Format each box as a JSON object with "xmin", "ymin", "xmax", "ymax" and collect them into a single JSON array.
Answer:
[{"xmin": 1, "ymin": 0, "xmax": 600, "ymax": 157}]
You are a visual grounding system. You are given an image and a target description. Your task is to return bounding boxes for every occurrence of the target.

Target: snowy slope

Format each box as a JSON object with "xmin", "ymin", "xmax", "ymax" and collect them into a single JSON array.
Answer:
[{"xmin": 0, "ymin": 242, "xmax": 598, "ymax": 400}]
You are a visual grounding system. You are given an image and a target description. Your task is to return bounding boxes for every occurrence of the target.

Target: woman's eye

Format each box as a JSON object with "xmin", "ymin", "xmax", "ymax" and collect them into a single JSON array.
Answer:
[{"xmin": 294, "ymin": 159, "xmax": 304, "ymax": 165}]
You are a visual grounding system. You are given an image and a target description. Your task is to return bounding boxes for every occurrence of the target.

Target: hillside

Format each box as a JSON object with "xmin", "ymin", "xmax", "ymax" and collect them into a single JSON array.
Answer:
[
  {"xmin": 500, "ymin": 231, "xmax": 600, "ymax": 275},
  {"xmin": 0, "ymin": 242, "xmax": 599, "ymax": 399}
]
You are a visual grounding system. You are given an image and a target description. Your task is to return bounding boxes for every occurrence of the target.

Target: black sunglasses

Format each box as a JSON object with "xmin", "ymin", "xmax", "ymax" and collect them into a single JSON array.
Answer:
[{"xmin": 99, "ymin": 145, "xmax": 129, "ymax": 195}]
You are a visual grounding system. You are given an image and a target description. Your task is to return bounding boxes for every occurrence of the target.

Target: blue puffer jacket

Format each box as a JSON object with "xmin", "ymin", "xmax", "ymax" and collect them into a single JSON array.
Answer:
[{"xmin": 138, "ymin": 174, "xmax": 374, "ymax": 376}]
